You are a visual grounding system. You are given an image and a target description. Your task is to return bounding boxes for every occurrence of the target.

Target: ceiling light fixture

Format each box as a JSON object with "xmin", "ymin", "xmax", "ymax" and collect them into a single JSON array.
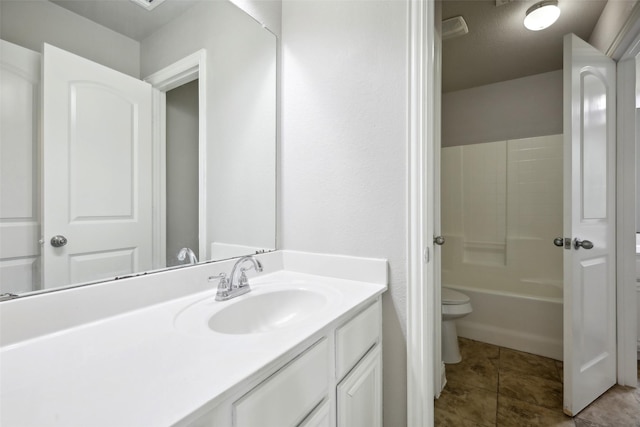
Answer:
[{"xmin": 524, "ymin": 0, "xmax": 561, "ymax": 31}]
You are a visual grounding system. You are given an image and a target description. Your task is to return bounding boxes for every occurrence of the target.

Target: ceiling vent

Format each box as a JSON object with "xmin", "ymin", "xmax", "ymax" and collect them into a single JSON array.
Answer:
[
  {"xmin": 442, "ymin": 16, "xmax": 469, "ymax": 41},
  {"xmin": 129, "ymin": 0, "xmax": 167, "ymax": 11}
]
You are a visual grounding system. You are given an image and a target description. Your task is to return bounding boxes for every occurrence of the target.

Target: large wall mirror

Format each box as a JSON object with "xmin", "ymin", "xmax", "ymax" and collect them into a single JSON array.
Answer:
[{"xmin": 0, "ymin": 0, "xmax": 277, "ymax": 296}]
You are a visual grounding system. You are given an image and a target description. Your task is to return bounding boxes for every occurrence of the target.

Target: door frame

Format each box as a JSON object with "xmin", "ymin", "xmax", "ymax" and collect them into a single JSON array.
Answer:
[
  {"xmin": 614, "ymin": 16, "xmax": 640, "ymax": 386},
  {"xmin": 407, "ymin": 0, "xmax": 437, "ymax": 425},
  {"xmin": 144, "ymin": 50, "xmax": 207, "ymax": 267}
]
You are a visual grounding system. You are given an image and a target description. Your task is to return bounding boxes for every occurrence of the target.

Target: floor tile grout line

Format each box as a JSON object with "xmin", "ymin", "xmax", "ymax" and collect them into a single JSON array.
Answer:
[{"xmin": 496, "ymin": 346, "xmax": 501, "ymax": 426}]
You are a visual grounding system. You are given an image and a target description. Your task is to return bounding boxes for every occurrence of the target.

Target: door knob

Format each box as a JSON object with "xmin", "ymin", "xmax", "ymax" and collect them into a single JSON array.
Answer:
[
  {"xmin": 434, "ymin": 236, "xmax": 445, "ymax": 246},
  {"xmin": 573, "ymin": 238, "xmax": 594, "ymax": 250},
  {"xmin": 553, "ymin": 237, "xmax": 564, "ymax": 247},
  {"xmin": 50, "ymin": 235, "xmax": 68, "ymax": 247}
]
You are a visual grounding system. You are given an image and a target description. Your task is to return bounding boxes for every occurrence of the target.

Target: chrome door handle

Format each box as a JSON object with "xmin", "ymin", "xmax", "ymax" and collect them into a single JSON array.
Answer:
[
  {"xmin": 50, "ymin": 235, "xmax": 68, "ymax": 247},
  {"xmin": 573, "ymin": 238, "xmax": 594, "ymax": 250},
  {"xmin": 553, "ymin": 237, "xmax": 564, "ymax": 247},
  {"xmin": 434, "ymin": 236, "xmax": 445, "ymax": 246}
]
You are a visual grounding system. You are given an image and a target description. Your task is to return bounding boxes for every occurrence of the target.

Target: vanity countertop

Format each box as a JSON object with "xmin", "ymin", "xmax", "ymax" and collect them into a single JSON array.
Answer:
[{"xmin": 0, "ymin": 266, "xmax": 386, "ymax": 426}]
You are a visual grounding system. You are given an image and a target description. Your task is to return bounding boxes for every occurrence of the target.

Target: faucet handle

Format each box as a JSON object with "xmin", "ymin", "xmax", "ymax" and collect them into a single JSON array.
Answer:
[
  {"xmin": 238, "ymin": 270, "xmax": 249, "ymax": 287},
  {"xmin": 209, "ymin": 273, "xmax": 229, "ymax": 286}
]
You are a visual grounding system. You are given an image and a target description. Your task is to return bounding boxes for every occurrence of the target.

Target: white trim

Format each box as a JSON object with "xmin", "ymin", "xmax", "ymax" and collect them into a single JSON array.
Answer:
[
  {"xmin": 432, "ymin": 4, "xmax": 443, "ymax": 398},
  {"xmin": 609, "ymin": 3, "xmax": 640, "ymax": 60},
  {"xmin": 407, "ymin": 0, "xmax": 436, "ymax": 425},
  {"xmin": 151, "ymin": 88, "xmax": 167, "ymax": 269},
  {"xmin": 144, "ymin": 50, "xmax": 208, "ymax": 262},
  {"xmin": 617, "ymin": 34, "xmax": 640, "ymax": 387},
  {"xmin": 145, "ymin": 50, "xmax": 204, "ymax": 91}
]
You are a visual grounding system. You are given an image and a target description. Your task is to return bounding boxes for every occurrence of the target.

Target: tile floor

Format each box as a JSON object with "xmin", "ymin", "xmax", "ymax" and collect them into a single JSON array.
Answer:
[{"xmin": 435, "ymin": 338, "xmax": 640, "ymax": 427}]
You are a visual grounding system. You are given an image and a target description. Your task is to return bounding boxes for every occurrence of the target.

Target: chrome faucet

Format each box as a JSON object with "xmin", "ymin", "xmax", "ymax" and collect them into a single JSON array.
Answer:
[
  {"xmin": 177, "ymin": 247, "xmax": 198, "ymax": 264},
  {"xmin": 210, "ymin": 255, "xmax": 263, "ymax": 301}
]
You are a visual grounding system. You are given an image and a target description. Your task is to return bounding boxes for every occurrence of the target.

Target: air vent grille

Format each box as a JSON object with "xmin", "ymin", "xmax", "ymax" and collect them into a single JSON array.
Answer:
[{"xmin": 130, "ymin": 0, "xmax": 167, "ymax": 11}]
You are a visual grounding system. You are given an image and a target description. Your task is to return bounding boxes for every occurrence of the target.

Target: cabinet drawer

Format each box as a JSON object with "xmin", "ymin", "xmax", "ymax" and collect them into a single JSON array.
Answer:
[
  {"xmin": 335, "ymin": 300, "xmax": 381, "ymax": 380},
  {"xmin": 233, "ymin": 338, "xmax": 329, "ymax": 427}
]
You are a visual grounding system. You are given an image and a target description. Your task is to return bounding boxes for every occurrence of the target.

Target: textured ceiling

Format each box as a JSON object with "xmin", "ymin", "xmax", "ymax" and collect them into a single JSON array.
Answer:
[
  {"xmin": 51, "ymin": 0, "xmax": 200, "ymax": 41},
  {"xmin": 442, "ymin": 0, "xmax": 608, "ymax": 92}
]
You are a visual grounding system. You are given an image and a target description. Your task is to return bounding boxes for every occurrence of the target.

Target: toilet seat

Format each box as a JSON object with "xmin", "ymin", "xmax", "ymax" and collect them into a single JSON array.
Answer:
[{"xmin": 442, "ymin": 287, "xmax": 470, "ymax": 305}]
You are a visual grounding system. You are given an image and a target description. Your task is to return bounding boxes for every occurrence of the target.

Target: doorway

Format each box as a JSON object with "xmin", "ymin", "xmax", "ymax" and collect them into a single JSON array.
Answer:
[
  {"xmin": 144, "ymin": 49, "xmax": 208, "ymax": 270},
  {"xmin": 165, "ymin": 79, "xmax": 200, "ymax": 267},
  {"xmin": 436, "ymin": 2, "xmax": 637, "ymax": 424},
  {"xmin": 405, "ymin": 1, "xmax": 640, "ymax": 425}
]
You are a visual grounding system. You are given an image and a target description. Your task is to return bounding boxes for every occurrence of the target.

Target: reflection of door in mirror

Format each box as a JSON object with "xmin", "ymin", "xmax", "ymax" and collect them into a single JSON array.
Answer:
[
  {"xmin": 2, "ymin": 42, "xmax": 155, "ymax": 293},
  {"xmin": 42, "ymin": 44, "xmax": 154, "ymax": 290},
  {"xmin": 0, "ymin": 40, "xmax": 41, "ymax": 294},
  {"xmin": 166, "ymin": 80, "xmax": 199, "ymax": 267}
]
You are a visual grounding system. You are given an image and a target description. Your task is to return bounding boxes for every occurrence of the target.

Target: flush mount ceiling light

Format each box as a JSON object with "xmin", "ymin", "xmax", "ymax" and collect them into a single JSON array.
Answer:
[{"xmin": 524, "ymin": 0, "xmax": 561, "ymax": 31}]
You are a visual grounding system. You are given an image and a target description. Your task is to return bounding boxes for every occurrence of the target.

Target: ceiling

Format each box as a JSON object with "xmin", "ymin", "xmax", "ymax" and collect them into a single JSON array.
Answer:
[
  {"xmin": 442, "ymin": 0, "xmax": 608, "ymax": 92},
  {"xmin": 51, "ymin": 0, "xmax": 200, "ymax": 41},
  {"xmin": 50, "ymin": 0, "xmax": 607, "ymax": 90}
]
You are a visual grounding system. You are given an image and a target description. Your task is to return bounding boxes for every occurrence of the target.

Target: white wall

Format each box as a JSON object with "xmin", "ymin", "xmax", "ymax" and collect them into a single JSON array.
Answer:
[
  {"xmin": 0, "ymin": 0, "xmax": 140, "ymax": 78},
  {"xmin": 280, "ymin": 1, "xmax": 408, "ymax": 425},
  {"xmin": 141, "ymin": 0, "xmax": 277, "ymax": 260},
  {"xmin": 230, "ymin": 0, "xmax": 282, "ymax": 36},
  {"xmin": 442, "ymin": 70, "xmax": 563, "ymax": 147}
]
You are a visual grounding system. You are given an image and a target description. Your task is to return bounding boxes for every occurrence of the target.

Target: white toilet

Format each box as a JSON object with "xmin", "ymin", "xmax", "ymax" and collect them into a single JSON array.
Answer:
[{"xmin": 441, "ymin": 287, "xmax": 473, "ymax": 364}]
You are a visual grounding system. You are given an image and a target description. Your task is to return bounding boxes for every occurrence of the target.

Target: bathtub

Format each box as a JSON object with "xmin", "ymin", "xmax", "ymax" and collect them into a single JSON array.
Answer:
[{"xmin": 445, "ymin": 283, "xmax": 563, "ymax": 360}]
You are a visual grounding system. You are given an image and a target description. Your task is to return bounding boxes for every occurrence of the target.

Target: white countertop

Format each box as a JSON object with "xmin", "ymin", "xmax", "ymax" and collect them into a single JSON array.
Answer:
[{"xmin": 0, "ymin": 269, "xmax": 386, "ymax": 427}]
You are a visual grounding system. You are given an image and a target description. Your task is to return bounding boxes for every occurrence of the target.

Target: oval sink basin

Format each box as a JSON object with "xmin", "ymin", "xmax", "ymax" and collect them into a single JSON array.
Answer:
[{"xmin": 208, "ymin": 289, "xmax": 328, "ymax": 334}]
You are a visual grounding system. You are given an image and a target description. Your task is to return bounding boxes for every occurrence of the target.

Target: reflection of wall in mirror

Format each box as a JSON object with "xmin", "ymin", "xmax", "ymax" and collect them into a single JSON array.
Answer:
[
  {"xmin": 0, "ymin": 0, "xmax": 140, "ymax": 77},
  {"xmin": 141, "ymin": 0, "xmax": 277, "ymax": 262}
]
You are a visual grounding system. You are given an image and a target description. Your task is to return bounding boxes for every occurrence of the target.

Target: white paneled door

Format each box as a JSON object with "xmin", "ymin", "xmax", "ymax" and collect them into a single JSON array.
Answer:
[
  {"xmin": 562, "ymin": 33, "xmax": 617, "ymax": 416},
  {"xmin": 42, "ymin": 44, "xmax": 153, "ymax": 288},
  {"xmin": 0, "ymin": 41, "xmax": 41, "ymax": 294}
]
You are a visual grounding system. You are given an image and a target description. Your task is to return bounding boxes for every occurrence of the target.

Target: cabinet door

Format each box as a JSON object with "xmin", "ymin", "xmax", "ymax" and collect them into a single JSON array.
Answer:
[
  {"xmin": 299, "ymin": 400, "xmax": 331, "ymax": 427},
  {"xmin": 336, "ymin": 345, "xmax": 382, "ymax": 427}
]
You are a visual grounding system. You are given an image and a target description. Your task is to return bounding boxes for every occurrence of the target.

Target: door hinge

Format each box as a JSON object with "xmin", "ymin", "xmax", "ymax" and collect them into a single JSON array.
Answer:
[{"xmin": 424, "ymin": 247, "xmax": 430, "ymax": 263}]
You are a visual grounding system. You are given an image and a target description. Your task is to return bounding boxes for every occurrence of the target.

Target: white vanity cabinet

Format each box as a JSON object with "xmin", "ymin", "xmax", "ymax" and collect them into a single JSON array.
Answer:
[
  {"xmin": 335, "ymin": 301, "xmax": 383, "ymax": 427},
  {"xmin": 336, "ymin": 345, "xmax": 382, "ymax": 427},
  {"xmin": 183, "ymin": 298, "xmax": 382, "ymax": 427},
  {"xmin": 233, "ymin": 338, "xmax": 330, "ymax": 427}
]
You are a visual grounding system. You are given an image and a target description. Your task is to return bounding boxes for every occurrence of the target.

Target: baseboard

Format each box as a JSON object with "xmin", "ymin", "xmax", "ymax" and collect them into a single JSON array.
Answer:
[
  {"xmin": 439, "ymin": 362, "xmax": 447, "ymax": 397},
  {"xmin": 457, "ymin": 320, "xmax": 563, "ymax": 360}
]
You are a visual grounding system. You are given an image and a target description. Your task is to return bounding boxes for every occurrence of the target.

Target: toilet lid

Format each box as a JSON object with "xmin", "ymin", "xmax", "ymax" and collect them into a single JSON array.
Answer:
[{"xmin": 442, "ymin": 287, "xmax": 470, "ymax": 305}]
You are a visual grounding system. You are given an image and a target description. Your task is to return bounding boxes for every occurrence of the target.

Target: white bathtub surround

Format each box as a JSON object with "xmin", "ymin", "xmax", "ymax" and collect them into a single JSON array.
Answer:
[
  {"xmin": 0, "ymin": 250, "xmax": 387, "ymax": 426},
  {"xmin": 441, "ymin": 135, "xmax": 564, "ymax": 358}
]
